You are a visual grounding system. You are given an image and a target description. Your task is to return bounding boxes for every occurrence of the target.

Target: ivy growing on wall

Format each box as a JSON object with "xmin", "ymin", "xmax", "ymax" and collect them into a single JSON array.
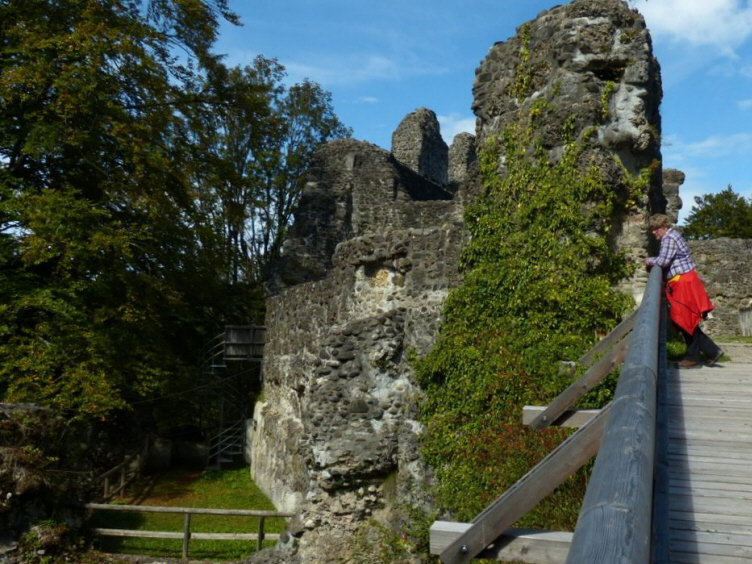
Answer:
[{"xmin": 414, "ymin": 103, "xmax": 642, "ymax": 526}]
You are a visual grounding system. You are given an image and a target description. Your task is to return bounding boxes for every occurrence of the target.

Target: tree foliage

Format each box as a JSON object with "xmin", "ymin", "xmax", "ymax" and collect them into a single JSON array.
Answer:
[
  {"xmin": 682, "ymin": 185, "xmax": 752, "ymax": 240},
  {"xmin": 0, "ymin": 0, "xmax": 348, "ymax": 420},
  {"xmin": 184, "ymin": 58, "xmax": 351, "ymax": 282}
]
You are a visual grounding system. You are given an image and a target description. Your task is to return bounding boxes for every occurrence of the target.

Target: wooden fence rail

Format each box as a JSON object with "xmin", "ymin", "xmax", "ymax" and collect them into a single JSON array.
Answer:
[
  {"xmin": 86, "ymin": 503, "xmax": 295, "ymax": 558},
  {"xmin": 94, "ymin": 439, "xmax": 149, "ymax": 501}
]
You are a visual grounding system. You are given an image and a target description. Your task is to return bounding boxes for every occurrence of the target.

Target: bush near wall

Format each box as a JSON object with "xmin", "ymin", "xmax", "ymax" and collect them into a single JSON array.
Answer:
[{"xmin": 414, "ymin": 114, "xmax": 638, "ymax": 527}]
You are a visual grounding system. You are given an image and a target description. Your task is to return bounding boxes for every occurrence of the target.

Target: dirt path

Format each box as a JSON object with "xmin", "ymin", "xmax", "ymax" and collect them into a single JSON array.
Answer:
[{"xmin": 715, "ymin": 340, "xmax": 752, "ymax": 364}]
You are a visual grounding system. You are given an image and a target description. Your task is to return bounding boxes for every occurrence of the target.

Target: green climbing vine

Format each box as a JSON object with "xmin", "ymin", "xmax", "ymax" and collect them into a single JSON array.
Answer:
[
  {"xmin": 414, "ymin": 103, "xmax": 638, "ymax": 526},
  {"xmin": 510, "ymin": 23, "xmax": 533, "ymax": 101},
  {"xmin": 601, "ymin": 80, "xmax": 616, "ymax": 120}
]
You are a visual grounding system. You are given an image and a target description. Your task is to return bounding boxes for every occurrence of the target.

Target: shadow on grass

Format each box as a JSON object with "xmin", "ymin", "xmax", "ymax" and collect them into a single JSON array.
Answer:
[{"xmin": 88, "ymin": 465, "xmax": 285, "ymax": 561}]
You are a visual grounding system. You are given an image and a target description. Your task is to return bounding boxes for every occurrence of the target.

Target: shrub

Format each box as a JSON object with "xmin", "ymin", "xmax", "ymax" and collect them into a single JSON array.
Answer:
[{"xmin": 414, "ymin": 107, "xmax": 638, "ymax": 526}]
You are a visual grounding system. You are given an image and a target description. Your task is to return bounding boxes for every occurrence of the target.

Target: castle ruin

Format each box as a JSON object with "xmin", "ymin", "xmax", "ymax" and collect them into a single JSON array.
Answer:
[{"xmin": 244, "ymin": 0, "xmax": 749, "ymax": 561}]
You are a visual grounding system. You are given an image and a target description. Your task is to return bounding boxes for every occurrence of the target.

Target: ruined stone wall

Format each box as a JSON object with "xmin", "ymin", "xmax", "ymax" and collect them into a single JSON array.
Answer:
[
  {"xmin": 447, "ymin": 132, "xmax": 477, "ymax": 196},
  {"xmin": 270, "ymin": 138, "xmax": 453, "ymax": 291},
  {"xmin": 391, "ymin": 108, "xmax": 448, "ymax": 186},
  {"xmin": 250, "ymin": 1, "xmax": 667, "ymax": 561},
  {"xmin": 472, "ymin": 0, "xmax": 663, "ymax": 303},
  {"xmin": 250, "ymin": 135, "xmax": 465, "ymax": 561},
  {"xmin": 663, "ymin": 168, "xmax": 685, "ymax": 225},
  {"xmin": 690, "ymin": 238, "xmax": 752, "ymax": 336}
]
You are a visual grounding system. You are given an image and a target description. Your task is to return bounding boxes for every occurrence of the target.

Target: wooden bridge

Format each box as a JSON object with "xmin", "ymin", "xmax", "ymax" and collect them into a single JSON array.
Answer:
[{"xmin": 430, "ymin": 266, "xmax": 752, "ymax": 563}]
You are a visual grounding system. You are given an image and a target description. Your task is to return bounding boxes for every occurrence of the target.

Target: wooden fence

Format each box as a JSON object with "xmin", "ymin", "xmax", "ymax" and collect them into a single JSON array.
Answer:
[
  {"xmin": 86, "ymin": 503, "xmax": 295, "ymax": 558},
  {"xmin": 94, "ymin": 439, "xmax": 150, "ymax": 501}
]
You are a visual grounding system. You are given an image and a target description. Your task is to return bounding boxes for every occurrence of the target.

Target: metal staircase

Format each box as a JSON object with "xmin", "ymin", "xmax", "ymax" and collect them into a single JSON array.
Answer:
[{"xmin": 198, "ymin": 326, "xmax": 265, "ymax": 469}]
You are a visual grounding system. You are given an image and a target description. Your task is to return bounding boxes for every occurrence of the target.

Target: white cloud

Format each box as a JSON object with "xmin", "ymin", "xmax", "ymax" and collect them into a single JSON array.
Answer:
[
  {"xmin": 285, "ymin": 53, "xmax": 448, "ymax": 87},
  {"xmin": 437, "ymin": 113, "xmax": 476, "ymax": 144},
  {"xmin": 219, "ymin": 49, "xmax": 447, "ymax": 88},
  {"xmin": 358, "ymin": 96, "xmax": 379, "ymax": 104},
  {"xmin": 636, "ymin": 0, "xmax": 752, "ymax": 56},
  {"xmin": 664, "ymin": 133, "xmax": 752, "ymax": 159},
  {"xmin": 739, "ymin": 99, "xmax": 752, "ymax": 110}
]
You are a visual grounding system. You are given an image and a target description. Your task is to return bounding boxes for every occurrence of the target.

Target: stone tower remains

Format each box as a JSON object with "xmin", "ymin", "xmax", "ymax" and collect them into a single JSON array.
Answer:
[
  {"xmin": 663, "ymin": 168, "xmax": 685, "ymax": 225},
  {"xmin": 251, "ymin": 137, "xmax": 465, "ymax": 562},
  {"xmin": 447, "ymin": 132, "xmax": 477, "ymax": 195},
  {"xmin": 472, "ymin": 0, "xmax": 663, "ymax": 302},
  {"xmin": 249, "ymin": 0, "xmax": 665, "ymax": 561},
  {"xmin": 391, "ymin": 107, "xmax": 448, "ymax": 186}
]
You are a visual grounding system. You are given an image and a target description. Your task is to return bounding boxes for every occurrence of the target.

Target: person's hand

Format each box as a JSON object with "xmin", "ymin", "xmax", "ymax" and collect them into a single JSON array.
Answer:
[{"xmin": 644, "ymin": 257, "xmax": 651, "ymax": 268}]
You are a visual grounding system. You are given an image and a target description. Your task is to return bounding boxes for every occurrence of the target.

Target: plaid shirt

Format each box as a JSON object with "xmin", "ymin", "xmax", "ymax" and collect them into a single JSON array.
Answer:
[{"xmin": 647, "ymin": 227, "xmax": 696, "ymax": 278}]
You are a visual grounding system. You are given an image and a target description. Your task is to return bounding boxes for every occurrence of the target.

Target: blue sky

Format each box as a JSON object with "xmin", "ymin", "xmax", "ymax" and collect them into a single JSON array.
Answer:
[{"xmin": 215, "ymin": 0, "xmax": 752, "ymax": 224}]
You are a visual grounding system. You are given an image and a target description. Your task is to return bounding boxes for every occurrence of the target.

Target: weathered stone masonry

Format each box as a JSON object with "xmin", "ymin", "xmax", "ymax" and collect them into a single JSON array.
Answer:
[
  {"xmin": 472, "ymin": 0, "xmax": 664, "ymax": 302},
  {"xmin": 691, "ymin": 238, "xmax": 752, "ymax": 337},
  {"xmin": 249, "ymin": 132, "xmax": 466, "ymax": 561},
  {"xmin": 249, "ymin": 0, "xmax": 670, "ymax": 560}
]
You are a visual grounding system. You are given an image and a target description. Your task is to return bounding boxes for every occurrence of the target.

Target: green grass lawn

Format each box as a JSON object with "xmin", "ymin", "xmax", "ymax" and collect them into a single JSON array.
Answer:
[
  {"xmin": 89, "ymin": 466, "xmax": 287, "ymax": 561},
  {"xmin": 716, "ymin": 335, "xmax": 752, "ymax": 344}
]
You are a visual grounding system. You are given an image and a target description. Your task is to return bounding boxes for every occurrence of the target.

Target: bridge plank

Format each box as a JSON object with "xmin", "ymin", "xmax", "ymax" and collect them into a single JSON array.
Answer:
[
  {"xmin": 670, "ymin": 477, "xmax": 752, "ymax": 490},
  {"xmin": 670, "ymin": 510, "xmax": 752, "ymax": 530},
  {"xmin": 663, "ymin": 397, "xmax": 752, "ymax": 408},
  {"xmin": 671, "ymin": 529, "xmax": 752, "ymax": 549},
  {"xmin": 670, "ymin": 554, "xmax": 752, "ymax": 564},
  {"xmin": 669, "ymin": 495, "xmax": 752, "ymax": 516},
  {"xmin": 668, "ymin": 449, "xmax": 752, "ymax": 463},
  {"xmin": 430, "ymin": 524, "xmax": 572, "ymax": 563},
  {"xmin": 670, "ymin": 537, "xmax": 752, "ymax": 559},
  {"xmin": 669, "ymin": 452, "xmax": 752, "ymax": 465},
  {"xmin": 667, "ymin": 388, "xmax": 752, "ymax": 399},
  {"xmin": 667, "ymin": 422, "xmax": 752, "ymax": 435},
  {"xmin": 666, "ymin": 408, "xmax": 752, "ymax": 420},
  {"xmin": 668, "ymin": 437, "xmax": 752, "ymax": 453},
  {"xmin": 666, "ymin": 362, "xmax": 752, "ymax": 564}
]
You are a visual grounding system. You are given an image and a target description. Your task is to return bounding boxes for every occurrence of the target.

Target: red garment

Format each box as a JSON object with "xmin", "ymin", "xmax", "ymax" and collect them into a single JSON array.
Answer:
[{"xmin": 665, "ymin": 270, "xmax": 714, "ymax": 335}]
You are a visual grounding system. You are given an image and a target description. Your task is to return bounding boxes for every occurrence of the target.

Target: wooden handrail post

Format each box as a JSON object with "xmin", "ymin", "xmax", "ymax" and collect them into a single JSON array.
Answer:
[
  {"xmin": 182, "ymin": 513, "xmax": 191, "ymax": 559},
  {"xmin": 103, "ymin": 476, "xmax": 109, "ymax": 499},
  {"xmin": 529, "ymin": 339, "xmax": 628, "ymax": 430},
  {"xmin": 120, "ymin": 466, "xmax": 126, "ymax": 496},
  {"xmin": 257, "ymin": 516, "xmax": 265, "ymax": 551}
]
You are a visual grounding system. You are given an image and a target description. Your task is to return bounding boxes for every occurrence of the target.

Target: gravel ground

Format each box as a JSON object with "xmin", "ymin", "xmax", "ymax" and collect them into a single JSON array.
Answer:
[{"xmin": 714, "ymin": 341, "xmax": 752, "ymax": 364}]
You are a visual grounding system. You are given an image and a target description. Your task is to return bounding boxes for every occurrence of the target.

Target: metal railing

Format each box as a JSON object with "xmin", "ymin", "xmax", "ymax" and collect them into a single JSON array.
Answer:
[
  {"xmin": 208, "ymin": 418, "xmax": 245, "ymax": 462},
  {"xmin": 198, "ymin": 325, "xmax": 265, "ymax": 468}
]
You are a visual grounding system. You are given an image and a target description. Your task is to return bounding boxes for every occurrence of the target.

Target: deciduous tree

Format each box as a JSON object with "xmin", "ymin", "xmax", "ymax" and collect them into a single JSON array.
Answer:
[
  {"xmin": 185, "ymin": 57, "xmax": 351, "ymax": 282},
  {"xmin": 682, "ymin": 185, "xmax": 752, "ymax": 240},
  {"xmin": 0, "ymin": 0, "xmax": 253, "ymax": 418}
]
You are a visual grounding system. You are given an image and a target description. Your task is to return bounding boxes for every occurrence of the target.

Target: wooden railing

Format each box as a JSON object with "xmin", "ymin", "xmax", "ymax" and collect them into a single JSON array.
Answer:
[
  {"xmin": 94, "ymin": 439, "xmax": 150, "ymax": 501},
  {"xmin": 86, "ymin": 503, "xmax": 295, "ymax": 559},
  {"xmin": 564, "ymin": 265, "xmax": 663, "ymax": 563},
  {"xmin": 431, "ymin": 266, "xmax": 666, "ymax": 563}
]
